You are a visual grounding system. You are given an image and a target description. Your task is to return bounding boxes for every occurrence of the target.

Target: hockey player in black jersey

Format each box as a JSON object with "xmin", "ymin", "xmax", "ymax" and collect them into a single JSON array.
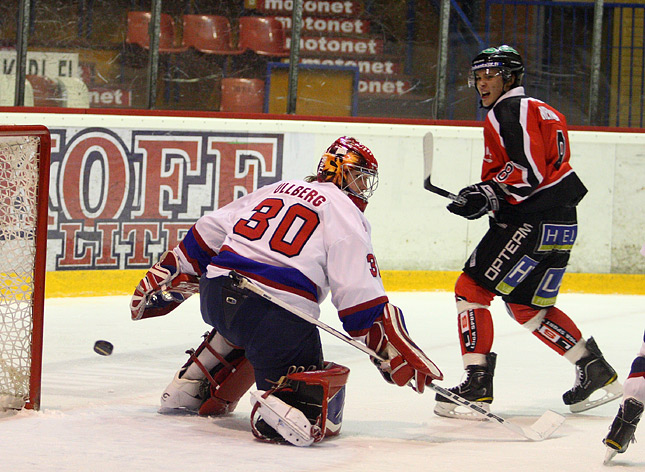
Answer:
[{"xmin": 435, "ymin": 45, "xmax": 622, "ymax": 418}]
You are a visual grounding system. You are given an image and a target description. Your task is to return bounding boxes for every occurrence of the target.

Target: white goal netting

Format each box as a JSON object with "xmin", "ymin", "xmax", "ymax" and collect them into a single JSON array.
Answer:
[{"xmin": 0, "ymin": 135, "xmax": 43, "ymax": 410}]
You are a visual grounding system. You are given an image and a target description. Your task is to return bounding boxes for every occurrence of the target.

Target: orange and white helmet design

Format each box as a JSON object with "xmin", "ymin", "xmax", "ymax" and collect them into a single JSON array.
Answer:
[{"xmin": 316, "ymin": 136, "xmax": 378, "ymax": 212}]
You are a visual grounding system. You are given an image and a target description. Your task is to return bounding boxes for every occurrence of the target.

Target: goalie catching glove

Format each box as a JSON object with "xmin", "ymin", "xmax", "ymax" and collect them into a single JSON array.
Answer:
[
  {"xmin": 447, "ymin": 180, "xmax": 503, "ymax": 220},
  {"xmin": 130, "ymin": 250, "xmax": 200, "ymax": 320},
  {"xmin": 365, "ymin": 304, "xmax": 443, "ymax": 393}
]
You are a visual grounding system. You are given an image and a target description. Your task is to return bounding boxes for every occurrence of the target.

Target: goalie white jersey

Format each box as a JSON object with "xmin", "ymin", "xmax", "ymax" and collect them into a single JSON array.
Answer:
[{"xmin": 173, "ymin": 179, "xmax": 388, "ymax": 337}]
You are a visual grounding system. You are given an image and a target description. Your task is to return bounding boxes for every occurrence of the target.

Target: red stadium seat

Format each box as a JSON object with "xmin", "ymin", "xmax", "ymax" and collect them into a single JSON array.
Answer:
[
  {"xmin": 238, "ymin": 17, "xmax": 289, "ymax": 57},
  {"xmin": 182, "ymin": 15, "xmax": 244, "ymax": 55},
  {"xmin": 126, "ymin": 11, "xmax": 186, "ymax": 53},
  {"xmin": 26, "ymin": 75, "xmax": 61, "ymax": 107},
  {"xmin": 219, "ymin": 78, "xmax": 265, "ymax": 113}
]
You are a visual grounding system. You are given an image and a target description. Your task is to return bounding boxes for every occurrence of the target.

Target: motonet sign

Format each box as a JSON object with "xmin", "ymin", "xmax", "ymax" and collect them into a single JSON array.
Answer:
[{"xmin": 46, "ymin": 128, "xmax": 284, "ymax": 270}]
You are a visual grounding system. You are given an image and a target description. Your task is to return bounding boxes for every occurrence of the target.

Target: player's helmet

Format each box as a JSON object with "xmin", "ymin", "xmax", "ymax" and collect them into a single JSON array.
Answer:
[
  {"xmin": 469, "ymin": 45, "xmax": 525, "ymax": 88},
  {"xmin": 316, "ymin": 136, "xmax": 378, "ymax": 212}
]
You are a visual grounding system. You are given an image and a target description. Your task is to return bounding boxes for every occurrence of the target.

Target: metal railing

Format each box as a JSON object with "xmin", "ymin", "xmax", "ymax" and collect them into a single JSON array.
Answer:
[
  {"xmin": 484, "ymin": 0, "xmax": 645, "ymax": 127},
  {"xmin": 4, "ymin": 0, "xmax": 645, "ymax": 127}
]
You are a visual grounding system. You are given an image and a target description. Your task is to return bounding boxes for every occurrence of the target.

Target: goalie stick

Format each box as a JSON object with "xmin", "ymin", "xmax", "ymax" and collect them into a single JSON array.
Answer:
[
  {"xmin": 228, "ymin": 271, "xmax": 565, "ymax": 441},
  {"xmin": 423, "ymin": 131, "xmax": 466, "ymax": 204}
]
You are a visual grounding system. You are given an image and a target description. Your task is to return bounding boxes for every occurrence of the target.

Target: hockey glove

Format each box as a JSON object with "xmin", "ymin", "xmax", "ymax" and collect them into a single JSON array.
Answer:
[
  {"xmin": 130, "ymin": 250, "xmax": 199, "ymax": 320},
  {"xmin": 447, "ymin": 180, "xmax": 502, "ymax": 220},
  {"xmin": 365, "ymin": 304, "xmax": 443, "ymax": 393}
]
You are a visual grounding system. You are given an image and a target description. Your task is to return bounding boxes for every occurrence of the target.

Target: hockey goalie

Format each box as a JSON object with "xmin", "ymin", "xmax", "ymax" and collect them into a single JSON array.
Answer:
[{"xmin": 130, "ymin": 137, "xmax": 442, "ymax": 445}]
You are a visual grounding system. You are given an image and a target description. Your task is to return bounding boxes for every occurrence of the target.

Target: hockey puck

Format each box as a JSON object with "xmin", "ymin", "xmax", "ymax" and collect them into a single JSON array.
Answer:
[{"xmin": 93, "ymin": 340, "xmax": 113, "ymax": 356}]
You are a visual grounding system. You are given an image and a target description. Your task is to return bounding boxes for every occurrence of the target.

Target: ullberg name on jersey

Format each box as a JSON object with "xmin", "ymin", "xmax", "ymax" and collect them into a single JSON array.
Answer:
[{"xmin": 273, "ymin": 182, "xmax": 328, "ymax": 206}]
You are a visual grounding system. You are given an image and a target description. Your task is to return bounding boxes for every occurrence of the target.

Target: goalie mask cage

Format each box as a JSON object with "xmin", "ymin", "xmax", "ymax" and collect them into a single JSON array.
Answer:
[{"xmin": 0, "ymin": 125, "xmax": 50, "ymax": 411}]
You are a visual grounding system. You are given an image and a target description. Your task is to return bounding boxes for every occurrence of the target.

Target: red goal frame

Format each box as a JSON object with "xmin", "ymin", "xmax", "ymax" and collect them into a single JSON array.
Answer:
[{"xmin": 0, "ymin": 125, "xmax": 51, "ymax": 410}]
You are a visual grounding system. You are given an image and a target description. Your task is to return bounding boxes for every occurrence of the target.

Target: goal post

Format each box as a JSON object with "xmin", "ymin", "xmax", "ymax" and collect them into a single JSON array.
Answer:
[{"xmin": 0, "ymin": 125, "xmax": 51, "ymax": 411}]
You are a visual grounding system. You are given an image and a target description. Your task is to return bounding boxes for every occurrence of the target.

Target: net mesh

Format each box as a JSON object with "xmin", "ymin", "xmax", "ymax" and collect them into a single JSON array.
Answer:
[{"xmin": 0, "ymin": 135, "xmax": 40, "ymax": 410}]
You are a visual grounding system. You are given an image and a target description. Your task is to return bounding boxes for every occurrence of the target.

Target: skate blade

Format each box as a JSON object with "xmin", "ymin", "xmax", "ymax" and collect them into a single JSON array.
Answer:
[
  {"xmin": 603, "ymin": 447, "xmax": 618, "ymax": 465},
  {"xmin": 157, "ymin": 406, "xmax": 199, "ymax": 416},
  {"xmin": 569, "ymin": 380, "xmax": 623, "ymax": 413},
  {"xmin": 434, "ymin": 400, "xmax": 491, "ymax": 421}
]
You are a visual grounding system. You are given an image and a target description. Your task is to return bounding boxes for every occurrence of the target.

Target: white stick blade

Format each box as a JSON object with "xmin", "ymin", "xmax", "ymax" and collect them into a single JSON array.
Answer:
[
  {"xmin": 525, "ymin": 410, "xmax": 566, "ymax": 441},
  {"xmin": 423, "ymin": 131, "xmax": 434, "ymax": 182}
]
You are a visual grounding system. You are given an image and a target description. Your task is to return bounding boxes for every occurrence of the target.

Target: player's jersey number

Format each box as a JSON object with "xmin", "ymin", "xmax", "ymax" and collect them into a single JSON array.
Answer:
[
  {"xmin": 233, "ymin": 198, "xmax": 320, "ymax": 257},
  {"xmin": 555, "ymin": 130, "xmax": 566, "ymax": 170}
]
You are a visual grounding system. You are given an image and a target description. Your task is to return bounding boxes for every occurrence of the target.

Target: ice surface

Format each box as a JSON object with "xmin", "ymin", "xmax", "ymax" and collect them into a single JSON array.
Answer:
[{"xmin": 1, "ymin": 291, "xmax": 643, "ymax": 471}]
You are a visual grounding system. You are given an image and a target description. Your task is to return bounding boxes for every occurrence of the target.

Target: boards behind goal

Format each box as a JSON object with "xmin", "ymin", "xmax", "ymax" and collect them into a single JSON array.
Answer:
[{"xmin": 0, "ymin": 125, "xmax": 50, "ymax": 411}]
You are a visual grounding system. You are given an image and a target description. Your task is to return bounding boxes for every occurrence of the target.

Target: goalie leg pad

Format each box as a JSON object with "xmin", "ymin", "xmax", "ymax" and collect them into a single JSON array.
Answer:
[
  {"xmin": 250, "ymin": 391, "xmax": 318, "ymax": 447},
  {"xmin": 249, "ymin": 362, "xmax": 350, "ymax": 445},
  {"xmin": 160, "ymin": 329, "xmax": 254, "ymax": 415},
  {"xmin": 285, "ymin": 362, "xmax": 350, "ymax": 438},
  {"xmin": 181, "ymin": 329, "xmax": 235, "ymax": 378},
  {"xmin": 198, "ymin": 354, "xmax": 254, "ymax": 416}
]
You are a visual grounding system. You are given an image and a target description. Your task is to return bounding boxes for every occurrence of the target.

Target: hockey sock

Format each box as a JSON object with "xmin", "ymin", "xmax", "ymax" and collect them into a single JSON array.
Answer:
[
  {"xmin": 457, "ymin": 303, "xmax": 494, "ymax": 361},
  {"xmin": 455, "ymin": 273, "xmax": 496, "ymax": 364},
  {"xmin": 507, "ymin": 304, "xmax": 583, "ymax": 357}
]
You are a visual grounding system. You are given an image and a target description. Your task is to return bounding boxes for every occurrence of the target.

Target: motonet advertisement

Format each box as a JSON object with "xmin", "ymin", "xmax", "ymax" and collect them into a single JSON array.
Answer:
[{"xmin": 46, "ymin": 128, "xmax": 284, "ymax": 270}]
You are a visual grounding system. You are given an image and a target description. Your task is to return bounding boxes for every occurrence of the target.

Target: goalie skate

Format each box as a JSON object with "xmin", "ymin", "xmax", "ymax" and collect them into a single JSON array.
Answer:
[{"xmin": 250, "ymin": 391, "xmax": 320, "ymax": 447}]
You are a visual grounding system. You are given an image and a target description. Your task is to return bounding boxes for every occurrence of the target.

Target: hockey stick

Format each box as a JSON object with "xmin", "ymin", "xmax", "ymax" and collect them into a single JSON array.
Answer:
[
  {"xmin": 228, "ymin": 271, "xmax": 565, "ymax": 441},
  {"xmin": 423, "ymin": 131, "xmax": 466, "ymax": 204}
]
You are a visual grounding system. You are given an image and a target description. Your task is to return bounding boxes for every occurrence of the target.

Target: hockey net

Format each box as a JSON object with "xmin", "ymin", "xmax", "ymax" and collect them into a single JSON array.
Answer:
[{"xmin": 0, "ymin": 126, "xmax": 50, "ymax": 411}]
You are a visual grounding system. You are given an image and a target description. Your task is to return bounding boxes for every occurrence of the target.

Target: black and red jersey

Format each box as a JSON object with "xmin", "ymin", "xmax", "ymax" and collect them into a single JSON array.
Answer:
[{"xmin": 482, "ymin": 87, "xmax": 587, "ymax": 214}]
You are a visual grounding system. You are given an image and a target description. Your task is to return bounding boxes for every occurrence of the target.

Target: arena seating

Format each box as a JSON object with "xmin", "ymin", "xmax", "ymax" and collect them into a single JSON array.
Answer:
[
  {"xmin": 26, "ymin": 75, "xmax": 60, "ymax": 107},
  {"xmin": 238, "ymin": 17, "xmax": 289, "ymax": 57},
  {"xmin": 126, "ymin": 11, "xmax": 186, "ymax": 53},
  {"xmin": 219, "ymin": 78, "xmax": 265, "ymax": 113},
  {"xmin": 182, "ymin": 15, "xmax": 244, "ymax": 55}
]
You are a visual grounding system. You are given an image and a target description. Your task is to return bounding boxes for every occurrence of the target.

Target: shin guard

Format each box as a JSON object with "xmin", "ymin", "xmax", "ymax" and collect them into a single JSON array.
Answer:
[
  {"xmin": 455, "ymin": 273, "xmax": 495, "ymax": 359},
  {"xmin": 198, "ymin": 352, "xmax": 255, "ymax": 416},
  {"xmin": 506, "ymin": 303, "xmax": 581, "ymax": 355}
]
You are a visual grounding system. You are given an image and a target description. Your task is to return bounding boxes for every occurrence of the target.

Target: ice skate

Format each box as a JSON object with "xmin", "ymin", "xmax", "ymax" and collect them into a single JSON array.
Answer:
[
  {"xmin": 158, "ymin": 367, "xmax": 208, "ymax": 414},
  {"xmin": 434, "ymin": 352, "xmax": 496, "ymax": 420},
  {"xmin": 563, "ymin": 337, "xmax": 622, "ymax": 413},
  {"xmin": 603, "ymin": 397, "xmax": 643, "ymax": 464},
  {"xmin": 250, "ymin": 391, "xmax": 319, "ymax": 447}
]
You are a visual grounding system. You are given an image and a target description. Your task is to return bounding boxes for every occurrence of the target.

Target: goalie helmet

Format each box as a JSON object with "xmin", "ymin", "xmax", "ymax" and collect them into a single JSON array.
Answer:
[
  {"xmin": 469, "ymin": 45, "xmax": 525, "ymax": 88},
  {"xmin": 316, "ymin": 136, "xmax": 378, "ymax": 212}
]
